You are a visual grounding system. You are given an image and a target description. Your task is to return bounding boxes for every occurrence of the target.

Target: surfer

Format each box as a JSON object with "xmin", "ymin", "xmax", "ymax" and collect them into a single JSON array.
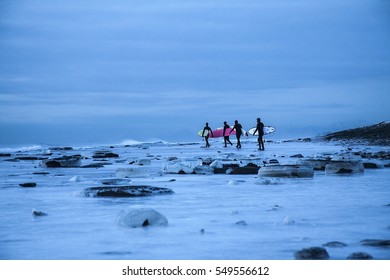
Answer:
[
  {"xmin": 202, "ymin": 122, "xmax": 213, "ymax": 148},
  {"xmin": 253, "ymin": 117, "xmax": 265, "ymax": 150},
  {"xmin": 230, "ymin": 120, "xmax": 243, "ymax": 148},
  {"xmin": 223, "ymin": 121, "xmax": 233, "ymax": 147}
]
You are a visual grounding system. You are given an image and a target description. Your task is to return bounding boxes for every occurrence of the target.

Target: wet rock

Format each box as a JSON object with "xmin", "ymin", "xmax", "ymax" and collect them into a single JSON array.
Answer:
[
  {"xmin": 258, "ymin": 165, "xmax": 314, "ymax": 178},
  {"xmin": 115, "ymin": 207, "xmax": 168, "ymax": 228},
  {"xmin": 32, "ymin": 172, "xmax": 50, "ymax": 175},
  {"xmin": 225, "ymin": 165, "xmax": 259, "ymax": 175},
  {"xmin": 322, "ymin": 241, "xmax": 347, "ymax": 248},
  {"xmin": 303, "ymin": 159, "xmax": 331, "ymax": 171},
  {"xmin": 235, "ymin": 220, "xmax": 247, "ymax": 226},
  {"xmin": 363, "ymin": 161, "xmax": 384, "ymax": 169},
  {"xmin": 291, "ymin": 154, "xmax": 304, "ymax": 158},
  {"xmin": 41, "ymin": 155, "xmax": 82, "ymax": 168},
  {"xmin": 81, "ymin": 163, "xmax": 106, "ymax": 168},
  {"xmin": 92, "ymin": 150, "xmax": 119, "ymax": 159},
  {"xmin": 0, "ymin": 153, "xmax": 11, "ymax": 157},
  {"xmin": 32, "ymin": 209, "xmax": 47, "ymax": 216},
  {"xmin": 294, "ymin": 247, "xmax": 329, "ymax": 260},
  {"xmin": 325, "ymin": 160, "xmax": 364, "ymax": 174},
  {"xmin": 347, "ymin": 252, "xmax": 373, "ymax": 260},
  {"xmin": 360, "ymin": 239, "xmax": 390, "ymax": 247},
  {"xmin": 84, "ymin": 185, "xmax": 174, "ymax": 198},
  {"xmin": 15, "ymin": 156, "xmax": 47, "ymax": 161},
  {"xmin": 19, "ymin": 182, "xmax": 37, "ymax": 188}
]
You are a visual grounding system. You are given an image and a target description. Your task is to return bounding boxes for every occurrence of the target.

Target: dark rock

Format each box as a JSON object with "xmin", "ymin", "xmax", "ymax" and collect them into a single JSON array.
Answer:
[
  {"xmin": 0, "ymin": 153, "xmax": 11, "ymax": 157},
  {"xmin": 41, "ymin": 155, "xmax": 82, "ymax": 168},
  {"xmin": 360, "ymin": 239, "xmax": 390, "ymax": 247},
  {"xmin": 32, "ymin": 209, "xmax": 47, "ymax": 216},
  {"xmin": 269, "ymin": 159, "xmax": 280, "ymax": 164},
  {"xmin": 32, "ymin": 172, "xmax": 50, "ymax": 175},
  {"xmin": 19, "ymin": 182, "xmax": 37, "ymax": 188},
  {"xmin": 226, "ymin": 166, "xmax": 259, "ymax": 175},
  {"xmin": 385, "ymin": 163, "xmax": 390, "ymax": 168},
  {"xmin": 294, "ymin": 247, "xmax": 330, "ymax": 260},
  {"xmin": 291, "ymin": 154, "xmax": 304, "ymax": 158},
  {"xmin": 347, "ymin": 252, "xmax": 373, "ymax": 260},
  {"xmin": 92, "ymin": 151, "xmax": 119, "ymax": 159},
  {"xmin": 81, "ymin": 163, "xmax": 106, "ymax": 168},
  {"xmin": 235, "ymin": 220, "xmax": 247, "ymax": 226},
  {"xmin": 49, "ymin": 147, "xmax": 73, "ymax": 151},
  {"xmin": 84, "ymin": 185, "xmax": 174, "ymax": 198},
  {"xmin": 322, "ymin": 241, "xmax": 347, "ymax": 248},
  {"xmin": 363, "ymin": 162, "xmax": 382, "ymax": 169},
  {"xmin": 15, "ymin": 156, "xmax": 48, "ymax": 161}
]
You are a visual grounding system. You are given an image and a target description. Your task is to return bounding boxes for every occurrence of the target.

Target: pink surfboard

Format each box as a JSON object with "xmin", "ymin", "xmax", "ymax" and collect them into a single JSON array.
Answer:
[{"xmin": 209, "ymin": 127, "xmax": 236, "ymax": 138}]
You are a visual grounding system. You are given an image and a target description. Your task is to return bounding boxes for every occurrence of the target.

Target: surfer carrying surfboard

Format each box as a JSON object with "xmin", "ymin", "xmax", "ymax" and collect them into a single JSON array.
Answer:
[
  {"xmin": 202, "ymin": 122, "xmax": 213, "ymax": 148},
  {"xmin": 230, "ymin": 120, "xmax": 243, "ymax": 149},
  {"xmin": 223, "ymin": 121, "xmax": 233, "ymax": 147},
  {"xmin": 253, "ymin": 118, "xmax": 265, "ymax": 150}
]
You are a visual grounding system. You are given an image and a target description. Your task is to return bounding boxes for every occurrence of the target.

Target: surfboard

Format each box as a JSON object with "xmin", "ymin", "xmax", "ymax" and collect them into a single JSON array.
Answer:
[
  {"xmin": 198, "ymin": 127, "xmax": 247, "ymax": 138},
  {"xmin": 248, "ymin": 126, "xmax": 276, "ymax": 136},
  {"xmin": 198, "ymin": 129, "xmax": 209, "ymax": 137}
]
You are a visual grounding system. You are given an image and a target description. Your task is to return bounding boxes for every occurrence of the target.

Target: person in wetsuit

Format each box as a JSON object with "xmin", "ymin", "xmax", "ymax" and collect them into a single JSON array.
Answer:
[
  {"xmin": 253, "ymin": 117, "xmax": 265, "ymax": 150},
  {"xmin": 230, "ymin": 120, "xmax": 243, "ymax": 148},
  {"xmin": 222, "ymin": 121, "xmax": 233, "ymax": 147},
  {"xmin": 202, "ymin": 122, "xmax": 213, "ymax": 148}
]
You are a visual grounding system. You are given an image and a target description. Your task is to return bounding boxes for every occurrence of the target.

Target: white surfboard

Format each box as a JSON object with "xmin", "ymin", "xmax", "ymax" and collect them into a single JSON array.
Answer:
[{"xmin": 248, "ymin": 126, "xmax": 276, "ymax": 136}]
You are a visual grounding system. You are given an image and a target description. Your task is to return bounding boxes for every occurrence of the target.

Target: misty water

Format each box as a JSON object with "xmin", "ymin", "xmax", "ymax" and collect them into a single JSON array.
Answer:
[{"xmin": 0, "ymin": 140, "xmax": 389, "ymax": 260}]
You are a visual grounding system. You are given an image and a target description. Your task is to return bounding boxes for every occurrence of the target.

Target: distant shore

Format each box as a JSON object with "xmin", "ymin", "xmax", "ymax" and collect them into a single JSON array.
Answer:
[{"xmin": 318, "ymin": 121, "xmax": 390, "ymax": 146}]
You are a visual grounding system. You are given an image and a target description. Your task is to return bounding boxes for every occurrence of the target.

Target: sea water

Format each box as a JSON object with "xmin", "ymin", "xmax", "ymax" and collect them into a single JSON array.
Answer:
[{"xmin": 0, "ymin": 140, "xmax": 389, "ymax": 260}]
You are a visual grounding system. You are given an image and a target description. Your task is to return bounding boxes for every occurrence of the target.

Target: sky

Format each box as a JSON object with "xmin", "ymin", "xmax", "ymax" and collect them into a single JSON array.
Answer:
[{"xmin": 0, "ymin": 0, "xmax": 389, "ymax": 146}]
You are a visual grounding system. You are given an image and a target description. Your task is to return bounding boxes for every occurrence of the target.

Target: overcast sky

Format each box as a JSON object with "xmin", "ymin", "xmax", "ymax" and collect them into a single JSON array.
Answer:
[{"xmin": 1, "ymin": 0, "xmax": 389, "ymax": 146}]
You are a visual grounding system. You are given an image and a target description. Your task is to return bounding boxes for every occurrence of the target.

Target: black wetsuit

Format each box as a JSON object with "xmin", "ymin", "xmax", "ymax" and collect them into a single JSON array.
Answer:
[
  {"xmin": 232, "ymin": 123, "xmax": 243, "ymax": 148},
  {"xmin": 254, "ymin": 121, "xmax": 265, "ymax": 150},
  {"xmin": 223, "ymin": 124, "xmax": 233, "ymax": 147},
  {"xmin": 202, "ymin": 125, "xmax": 213, "ymax": 147}
]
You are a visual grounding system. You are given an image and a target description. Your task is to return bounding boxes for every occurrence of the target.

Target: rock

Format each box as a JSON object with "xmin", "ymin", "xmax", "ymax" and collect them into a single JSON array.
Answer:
[
  {"xmin": 325, "ymin": 160, "xmax": 364, "ymax": 174},
  {"xmin": 84, "ymin": 185, "xmax": 174, "ymax": 198},
  {"xmin": 0, "ymin": 153, "xmax": 11, "ymax": 157},
  {"xmin": 363, "ymin": 161, "xmax": 384, "ymax": 169},
  {"xmin": 92, "ymin": 150, "xmax": 119, "ymax": 159},
  {"xmin": 81, "ymin": 163, "xmax": 106, "ymax": 168},
  {"xmin": 116, "ymin": 167, "xmax": 150, "ymax": 178},
  {"xmin": 32, "ymin": 209, "xmax": 47, "ymax": 216},
  {"xmin": 269, "ymin": 159, "xmax": 280, "ymax": 164},
  {"xmin": 32, "ymin": 172, "xmax": 50, "ymax": 175},
  {"xmin": 49, "ymin": 147, "xmax": 73, "ymax": 151},
  {"xmin": 291, "ymin": 154, "xmax": 304, "ymax": 158},
  {"xmin": 347, "ymin": 252, "xmax": 373, "ymax": 260},
  {"xmin": 235, "ymin": 220, "xmax": 247, "ymax": 226},
  {"xmin": 131, "ymin": 159, "xmax": 151, "ymax": 166},
  {"xmin": 303, "ymin": 159, "xmax": 332, "ymax": 171},
  {"xmin": 294, "ymin": 247, "xmax": 330, "ymax": 260},
  {"xmin": 322, "ymin": 241, "xmax": 347, "ymax": 248},
  {"xmin": 15, "ymin": 156, "xmax": 47, "ymax": 161},
  {"xmin": 360, "ymin": 239, "xmax": 390, "ymax": 247},
  {"xmin": 19, "ymin": 182, "xmax": 37, "ymax": 188},
  {"xmin": 225, "ymin": 165, "xmax": 259, "ymax": 175},
  {"xmin": 163, "ymin": 160, "xmax": 200, "ymax": 174},
  {"xmin": 115, "ymin": 207, "xmax": 168, "ymax": 228},
  {"xmin": 41, "ymin": 155, "xmax": 82, "ymax": 168},
  {"xmin": 258, "ymin": 165, "xmax": 314, "ymax": 178}
]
